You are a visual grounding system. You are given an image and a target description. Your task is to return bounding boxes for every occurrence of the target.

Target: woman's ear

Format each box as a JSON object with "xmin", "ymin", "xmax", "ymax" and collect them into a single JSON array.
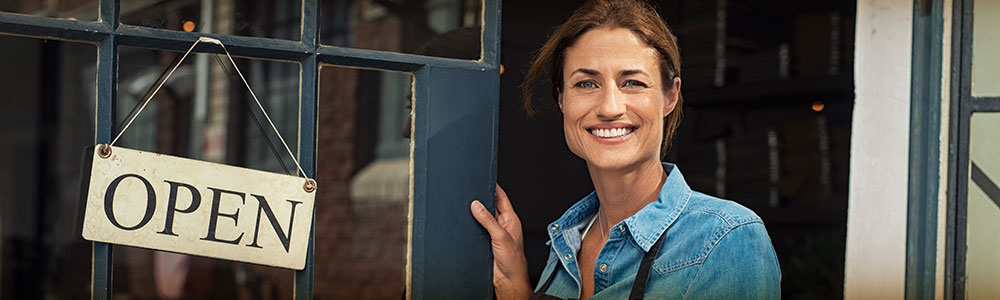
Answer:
[
  {"xmin": 557, "ymin": 91, "xmax": 565, "ymax": 112},
  {"xmin": 663, "ymin": 77, "xmax": 681, "ymax": 117}
]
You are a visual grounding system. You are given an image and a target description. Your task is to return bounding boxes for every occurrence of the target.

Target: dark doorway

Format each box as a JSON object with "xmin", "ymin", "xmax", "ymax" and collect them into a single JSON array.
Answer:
[{"xmin": 498, "ymin": 1, "xmax": 854, "ymax": 298}]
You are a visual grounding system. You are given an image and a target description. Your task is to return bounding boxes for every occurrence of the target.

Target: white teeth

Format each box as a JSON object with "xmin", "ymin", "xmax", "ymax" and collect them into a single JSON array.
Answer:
[{"xmin": 590, "ymin": 127, "xmax": 634, "ymax": 138}]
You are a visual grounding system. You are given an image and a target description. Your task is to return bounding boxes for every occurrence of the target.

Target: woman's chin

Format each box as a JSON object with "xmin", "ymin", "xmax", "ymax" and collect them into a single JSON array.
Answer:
[{"xmin": 583, "ymin": 153, "xmax": 652, "ymax": 171}]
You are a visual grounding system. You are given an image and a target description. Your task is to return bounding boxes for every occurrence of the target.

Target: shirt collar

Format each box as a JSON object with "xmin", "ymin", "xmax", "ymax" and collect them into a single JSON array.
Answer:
[{"xmin": 546, "ymin": 163, "xmax": 693, "ymax": 252}]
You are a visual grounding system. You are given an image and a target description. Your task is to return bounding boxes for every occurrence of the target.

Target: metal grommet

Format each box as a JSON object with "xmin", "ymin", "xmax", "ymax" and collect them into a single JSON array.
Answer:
[
  {"xmin": 98, "ymin": 144, "xmax": 112, "ymax": 158},
  {"xmin": 563, "ymin": 253, "xmax": 573, "ymax": 261},
  {"xmin": 303, "ymin": 178, "xmax": 317, "ymax": 193},
  {"xmin": 550, "ymin": 224, "xmax": 560, "ymax": 231}
]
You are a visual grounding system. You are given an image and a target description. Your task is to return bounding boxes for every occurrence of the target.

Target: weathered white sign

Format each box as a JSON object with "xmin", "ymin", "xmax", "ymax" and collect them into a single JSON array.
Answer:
[{"xmin": 81, "ymin": 145, "xmax": 315, "ymax": 270}]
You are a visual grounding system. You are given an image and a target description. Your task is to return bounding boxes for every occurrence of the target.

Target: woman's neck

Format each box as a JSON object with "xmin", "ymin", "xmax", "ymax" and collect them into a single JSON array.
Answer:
[{"xmin": 587, "ymin": 159, "xmax": 667, "ymax": 226}]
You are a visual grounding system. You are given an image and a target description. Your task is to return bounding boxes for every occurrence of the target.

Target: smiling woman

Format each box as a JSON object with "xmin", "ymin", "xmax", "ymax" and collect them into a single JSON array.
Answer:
[
  {"xmin": 558, "ymin": 27, "xmax": 677, "ymax": 173},
  {"xmin": 470, "ymin": 0, "xmax": 781, "ymax": 299}
]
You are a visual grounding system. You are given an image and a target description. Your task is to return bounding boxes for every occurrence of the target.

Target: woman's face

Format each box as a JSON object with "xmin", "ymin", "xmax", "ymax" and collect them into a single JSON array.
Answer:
[{"xmin": 559, "ymin": 27, "xmax": 679, "ymax": 171}]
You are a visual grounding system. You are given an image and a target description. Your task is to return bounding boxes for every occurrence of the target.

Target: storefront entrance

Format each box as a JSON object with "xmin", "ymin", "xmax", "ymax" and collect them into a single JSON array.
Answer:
[{"xmin": 0, "ymin": 0, "xmax": 501, "ymax": 299}]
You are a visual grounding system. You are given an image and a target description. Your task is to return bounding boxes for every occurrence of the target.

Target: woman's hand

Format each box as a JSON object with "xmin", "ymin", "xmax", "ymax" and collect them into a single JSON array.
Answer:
[{"xmin": 470, "ymin": 184, "xmax": 533, "ymax": 300}]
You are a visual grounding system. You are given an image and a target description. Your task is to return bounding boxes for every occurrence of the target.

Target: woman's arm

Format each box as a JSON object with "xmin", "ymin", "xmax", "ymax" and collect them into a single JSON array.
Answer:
[{"xmin": 470, "ymin": 184, "xmax": 533, "ymax": 300}]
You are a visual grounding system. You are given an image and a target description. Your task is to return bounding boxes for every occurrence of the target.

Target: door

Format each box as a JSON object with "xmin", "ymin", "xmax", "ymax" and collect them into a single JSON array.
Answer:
[{"xmin": 0, "ymin": 0, "xmax": 501, "ymax": 298}]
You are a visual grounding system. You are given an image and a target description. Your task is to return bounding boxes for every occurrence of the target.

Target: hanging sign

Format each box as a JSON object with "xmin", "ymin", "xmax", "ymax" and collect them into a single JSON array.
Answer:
[
  {"xmin": 81, "ymin": 145, "xmax": 315, "ymax": 269},
  {"xmin": 79, "ymin": 37, "xmax": 316, "ymax": 270}
]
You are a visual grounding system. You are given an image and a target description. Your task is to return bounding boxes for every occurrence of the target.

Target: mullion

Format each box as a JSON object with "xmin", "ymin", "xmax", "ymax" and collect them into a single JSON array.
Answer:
[
  {"xmin": 0, "ymin": 13, "xmax": 491, "ymax": 70},
  {"xmin": 0, "ymin": 12, "xmax": 109, "ymax": 42},
  {"xmin": 316, "ymin": 45, "xmax": 489, "ymax": 72},
  {"xmin": 294, "ymin": 55, "xmax": 316, "ymax": 297},
  {"xmin": 481, "ymin": 0, "xmax": 501, "ymax": 66},
  {"xmin": 943, "ymin": 0, "xmax": 965, "ymax": 297},
  {"xmin": 952, "ymin": 0, "xmax": 976, "ymax": 297},
  {"xmin": 114, "ymin": 25, "xmax": 313, "ymax": 61},
  {"xmin": 92, "ymin": 0, "xmax": 118, "ymax": 298},
  {"xmin": 969, "ymin": 97, "xmax": 1000, "ymax": 111},
  {"xmin": 295, "ymin": 0, "xmax": 319, "ymax": 294},
  {"xmin": 302, "ymin": 0, "xmax": 318, "ymax": 48}
]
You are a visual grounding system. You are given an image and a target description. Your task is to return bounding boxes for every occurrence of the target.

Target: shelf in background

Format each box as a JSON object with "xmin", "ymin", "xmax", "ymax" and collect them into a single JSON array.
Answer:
[
  {"xmin": 753, "ymin": 206, "xmax": 847, "ymax": 226},
  {"xmin": 684, "ymin": 76, "xmax": 854, "ymax": 108}
]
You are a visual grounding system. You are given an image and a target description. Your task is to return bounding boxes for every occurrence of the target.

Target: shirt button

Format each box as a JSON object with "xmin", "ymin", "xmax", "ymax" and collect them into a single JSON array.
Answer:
[
  {"xmin": 617, "ymin": 224, "xmax": 626, "ymax": 232},
  {"xmin": 563, "ymin": 253, "xmax": 573, "ymax": 261},
  {"xmin": 550, "ymin": 224, "xmax": 560, "ymax": 231},
  {"xmin": 599, "ymin": 263, "xmax": 608, "ymax": 273}
]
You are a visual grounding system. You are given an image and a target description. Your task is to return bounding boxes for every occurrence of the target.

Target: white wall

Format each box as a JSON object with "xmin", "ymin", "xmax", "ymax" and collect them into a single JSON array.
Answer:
[{"xmin": 844, "ymin": 0, "xmax": 913, "ymax": 299}]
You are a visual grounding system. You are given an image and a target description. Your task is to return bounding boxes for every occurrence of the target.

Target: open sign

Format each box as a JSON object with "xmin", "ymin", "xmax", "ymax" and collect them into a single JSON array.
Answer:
[{"xmin": 80, "ymin": 145, "xmax": 315, "ymax": 270}]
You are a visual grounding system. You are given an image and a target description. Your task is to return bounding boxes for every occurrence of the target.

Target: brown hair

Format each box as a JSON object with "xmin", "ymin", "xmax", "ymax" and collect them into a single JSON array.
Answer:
[{"xmin": 521, "ymin": 0, "xmax": 683, "ymax": 157}]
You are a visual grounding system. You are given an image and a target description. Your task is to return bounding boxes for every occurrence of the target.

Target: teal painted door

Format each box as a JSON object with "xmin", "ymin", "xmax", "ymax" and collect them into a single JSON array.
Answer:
[{"xmin": 0, "ymin": 0, "xmax": 501, "ymax": 298}]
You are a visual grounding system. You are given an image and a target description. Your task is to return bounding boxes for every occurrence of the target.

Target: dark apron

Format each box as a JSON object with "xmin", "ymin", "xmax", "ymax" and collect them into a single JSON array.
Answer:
[{"xmin": 530, "ymin": 232, "xmax": 666, "ymax": 300}]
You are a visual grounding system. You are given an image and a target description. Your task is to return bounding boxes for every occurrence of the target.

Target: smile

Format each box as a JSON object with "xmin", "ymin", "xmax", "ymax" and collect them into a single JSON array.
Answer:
[{"xmin": 588, "ymin": 127, "xmax": 636, "ymax": 138}]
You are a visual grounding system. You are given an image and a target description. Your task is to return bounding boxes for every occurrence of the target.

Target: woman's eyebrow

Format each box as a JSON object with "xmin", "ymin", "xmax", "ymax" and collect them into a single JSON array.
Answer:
[
  {"xmin": 620, "ymin": 69, "xmax": 647, "ymax": 77},
  {"xmin": 571, "ymin": 68, "xmax": 600, "ymax": 76}
]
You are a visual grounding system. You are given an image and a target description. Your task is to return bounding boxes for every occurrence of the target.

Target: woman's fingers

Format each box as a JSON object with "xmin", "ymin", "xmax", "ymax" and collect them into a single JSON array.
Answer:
[
  {"xmin": 495, "ymin": 184, "xmax": 515, "ymax": 215},
  {"xmin": 471, "ymin": 188, "xmax": 532, "ymax": 300},
  {"xmin": 470, "ymin": 200, "xmax": 507, "ymax": 241}
]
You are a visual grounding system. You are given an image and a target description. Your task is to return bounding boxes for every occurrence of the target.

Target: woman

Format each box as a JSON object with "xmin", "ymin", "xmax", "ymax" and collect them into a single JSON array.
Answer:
[{"xmin": 470, "ymin": 0, "xmax": 781, "ymax": 299}]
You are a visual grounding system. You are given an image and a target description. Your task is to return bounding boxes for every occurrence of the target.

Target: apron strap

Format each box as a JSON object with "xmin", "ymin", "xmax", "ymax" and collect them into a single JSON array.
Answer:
[
  {"xmin": 628, "ymin": 232, "xmax": 667, "ymax": 300},
  {"xmin": 532, "ymin": 231, "xmax": 667, "ymax": 300}
]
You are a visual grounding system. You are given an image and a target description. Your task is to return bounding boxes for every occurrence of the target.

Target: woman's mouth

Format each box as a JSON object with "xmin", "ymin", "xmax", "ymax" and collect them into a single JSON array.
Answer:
[{"xmin": 588, "ymin": 127, "xmax": 636, "ymax": 138}]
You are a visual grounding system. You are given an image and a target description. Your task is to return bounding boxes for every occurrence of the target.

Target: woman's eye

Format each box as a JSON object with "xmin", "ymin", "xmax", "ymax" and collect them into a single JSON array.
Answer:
[
  {"xmin": 574, "ymin": 81, "xmax": 598, "ymax": 89},
  {"xmin": 622, "ymin": 80, "xmax": 648, "ymax": 88}
]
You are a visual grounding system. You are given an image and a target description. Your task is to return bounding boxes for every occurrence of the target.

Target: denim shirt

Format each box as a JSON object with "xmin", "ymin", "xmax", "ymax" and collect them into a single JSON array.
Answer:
[{"xmin": 536, "ymin": 163, "xmax": 781, "ymax": 299}]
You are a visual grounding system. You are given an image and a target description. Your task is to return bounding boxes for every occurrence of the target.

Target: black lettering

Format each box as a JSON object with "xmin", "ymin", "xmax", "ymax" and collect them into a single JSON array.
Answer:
[
  {"xmin": 104, "ymin": 174, "xmax": 156, "ymax": 230},
  {"xmin": 246, "ymin": 195, "xmax": 302, "ymax": 252},
  {"xmin": 157, "ymin": 180, "xmax": 202, "ymax": 236},
  {"xmin": 200, "ymin": 187, "xmax": 245, "ymax": 244}
]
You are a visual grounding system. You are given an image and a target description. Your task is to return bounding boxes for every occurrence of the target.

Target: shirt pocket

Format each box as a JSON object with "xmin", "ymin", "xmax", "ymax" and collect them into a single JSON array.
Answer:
[{"xmin": 651, "ymin": 253, "xmax": 706, "ymax": 275}]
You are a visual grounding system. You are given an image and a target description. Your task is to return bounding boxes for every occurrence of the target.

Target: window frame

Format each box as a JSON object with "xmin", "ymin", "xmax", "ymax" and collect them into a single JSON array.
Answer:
[
  {"xmin": 945, "ymin": 0, "xmax": 1000, "ymax": 298},
  {"xmin": 904, "ymin": 0, "xmax": 946, "ymax": 299},
  {"xmin": 0, "ymin": 0, "xmax": 502, "ymax": 298}
]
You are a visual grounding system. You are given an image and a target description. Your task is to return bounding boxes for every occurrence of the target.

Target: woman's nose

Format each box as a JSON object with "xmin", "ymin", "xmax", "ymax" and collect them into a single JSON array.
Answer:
[{"xmin": 596, "ymin": 87, "xmax": 626, "ymax": 120}]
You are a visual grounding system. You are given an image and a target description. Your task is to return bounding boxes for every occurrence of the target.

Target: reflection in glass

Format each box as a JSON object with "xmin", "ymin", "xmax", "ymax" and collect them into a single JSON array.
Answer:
[
  {"xmin": 0, "ymin": 35, "xmax": 95, "ymax": 299},
  {"xmin": 320, "ymin": 0, "xmax": 482, "ymax": 59},
  {"xmin": 112, "ymin": 46, "xmax": 300, "ymax": 300},
  {"xmin": 0, "ymin": 0, "xmax": 97, "ymax": 21},
  {"xmin": 120, "ymin": 0, "xmax": 301, "ymax": 40},
  {"xmin": 315, "ymin": 66, "xmax": 412, "ymax": 299},
  {"xmin": 972, "ymin": 0, "xmax": 1000, "ymax": 97},
  {"xmin": 966, "ymin": 113, "xmax": 1000, "ymax": 299}
]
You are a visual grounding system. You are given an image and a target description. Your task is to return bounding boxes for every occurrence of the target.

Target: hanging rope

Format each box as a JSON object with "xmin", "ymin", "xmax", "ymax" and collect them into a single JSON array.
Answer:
[{"xmin": 108, "ymin": 37, "xmax": 307, "ymax": 179}]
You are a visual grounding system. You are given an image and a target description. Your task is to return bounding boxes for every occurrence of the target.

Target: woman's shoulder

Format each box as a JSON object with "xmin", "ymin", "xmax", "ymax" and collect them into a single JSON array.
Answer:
[
  {"xmin": 652, "ymin": 191, "xmax": 778, "ymax": 276},
  {"xmin": 680, "ymin": 191, "xmax": 764, "ymax": 230}
]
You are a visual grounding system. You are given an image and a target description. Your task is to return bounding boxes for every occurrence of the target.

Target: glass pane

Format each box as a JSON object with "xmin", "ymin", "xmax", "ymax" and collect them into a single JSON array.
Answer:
[
  {"xmin": 0, "ymin": 35, "xmax": 95, "ymax": 298},
  {"xmin": 320, "ymin": 0, "xmax": 482, "ymax": 60},
  {"xmin": 120, "ymin": 0, "xmax": 301, "ymax": 41},
  {"xmin": 112, "ymin": 46, "xmax": 300, "ymax": 299},
  {"xmin": 973, "ymin": 0, "xmax": 1000, "ymax": 97},
  {"xmin": 315, "ymin": 65, "xmax": 412, "ymax": 299},
  {"xmin": 0, "ymin": 0, "xmax": 97, "ymax": 21},
  {"xmin": 966, "ymin": 112, "xmax": 1000, "ymax": 299}
]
